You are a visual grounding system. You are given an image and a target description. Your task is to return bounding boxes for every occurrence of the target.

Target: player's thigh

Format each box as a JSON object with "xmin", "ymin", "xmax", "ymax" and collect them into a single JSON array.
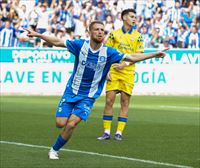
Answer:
[
  {"xmin": 55, "ymin": 98, "xmax": 74, "ymax": 127},
  {"xmin": 105, "ymin": 90, "xmax": 117, "ymax": 106},
  {"xmin": 66, "ymin": 114, "xmax": 82, "ymax": 128},
  {"xmin": 120, "ymin": 91, "xmax": 131, "ymax": 107}
]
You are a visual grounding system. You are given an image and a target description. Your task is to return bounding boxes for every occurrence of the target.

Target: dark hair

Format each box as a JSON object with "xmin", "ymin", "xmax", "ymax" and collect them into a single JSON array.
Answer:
[
  {"xmin": 121, "ymin": 9, "xmax": 136, "ymax": 20},
  {"xmin": 89, "ymin": 20, "xmax": 104, "ymax": 31}
]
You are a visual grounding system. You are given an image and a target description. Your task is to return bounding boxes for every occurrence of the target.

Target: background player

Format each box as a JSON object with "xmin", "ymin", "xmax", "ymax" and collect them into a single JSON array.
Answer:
[{"xmin": 98, "ymin": 9, "xmax": 144, "ymax": 141}]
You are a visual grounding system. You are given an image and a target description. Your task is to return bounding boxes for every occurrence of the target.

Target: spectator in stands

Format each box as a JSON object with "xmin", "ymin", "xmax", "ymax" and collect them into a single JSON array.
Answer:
[
  {"xmin": 73, "ymin": 13, "xmax": 86, "ymax": 39},
  {"xmin": 177, "ymin": 24, "xmax": 188, "ymax": 48},
  {"xmin": 185, "ymin": 24, "xmax": 200, "ymax": 48},
  {"xmin": 62, "ymin": 1, "xmax": 75, "ymax": 36},
  {"xmin": 153, "ymin": 12, "xmax": 165, "ymax": 36},
  {"xmin": 104, "ymin": 15, "xmax": 114, "ymax": 34},
  {"xmin": 181, "ymin": 7, "xmax": 195, "ymax": 28},
  {"xmin": 169, "ymin": 0, "xmax": 182, "ymax": 29},
  {"xmin": 0, "ymin": 0, "xmax": 10, "ymax": 22},
  {"xmin": 0, "ymin": 20, "xmax": 16, "ymax": 47},
  {"xmin": 95, "ymin": 0, "xmax": 108, "ymax": 21},
  {"xmin": 143, "ymin": 0, "xmax": 156, "ymax": 20},
  {"xmin": 72, "ymin": 0, "xmax": 82, "ymax": 19},
  {"xmin": 144, "ymin": 18, "xmax": 154, "ymax": 34},
  {"xmin": 14, "ymin": 4, "xmax": 29, "ymax": 32},
  {"xmin": 81, "ymin": 1, "xmax": 94, "ymax": 21},
  {"xmin": 163, "ymin": 20, "xmax": 177, "ymax": 47},
  {"xmin": 113, "ymin": 12, "xmax": 123, "ymax": 30},
  {"xmin": 8, "ymin": 6, "xmax": 20, "ymax": 26},
  {"xmin": 28, "ymin": 5, "xmax": 39, "ymax": 28},
  {"xmin": 141, "ymin": 25, "xmax": 152, "ymax": 48},
  {"xmin": 0, "ymin": 0, "xmax": 199, "ymax": 49},
  {"xmin": 36, "ymin": 3, "xmax": 52, "ymax": 34},
  {"xmin": 135, "ymin": 0, "xmax": 146, "ymax": 17},
  {"xmin": 150, "ymin": 27, "xmax": 164, "ymax": 48}
]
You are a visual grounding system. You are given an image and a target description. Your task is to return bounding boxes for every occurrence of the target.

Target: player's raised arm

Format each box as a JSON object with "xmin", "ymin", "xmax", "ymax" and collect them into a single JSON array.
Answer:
[
  {"xmin": 124, "ymin": 48, "xmax": 169, "ymax": 63},
  {"xmin": 24, "ymin": 28, "xmax": 65, "ymax": 47}
]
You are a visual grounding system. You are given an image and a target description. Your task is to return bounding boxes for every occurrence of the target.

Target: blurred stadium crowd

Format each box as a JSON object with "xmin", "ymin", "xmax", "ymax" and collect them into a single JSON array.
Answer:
[{"xmin": 0, "ymin": 0, "xmax": 200, "ymax": 48}]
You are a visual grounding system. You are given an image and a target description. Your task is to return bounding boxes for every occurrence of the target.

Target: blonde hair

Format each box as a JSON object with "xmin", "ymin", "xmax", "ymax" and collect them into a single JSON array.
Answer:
[{"xmin": 89, "ymin": 20, "xmax": 104, "ymax": 31}]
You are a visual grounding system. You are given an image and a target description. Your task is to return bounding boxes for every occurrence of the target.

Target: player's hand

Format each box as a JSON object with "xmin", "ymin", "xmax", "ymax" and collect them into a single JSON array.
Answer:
[
  {"xmin": 113, "ymin": 63, "xmax": 124, "ymax": 71},
  {"xmin": 106, "ymin": 72, "xmax": 112, "ymax": 81},
  {"xmin": 155, "ymin": 48, "xmax": 169, "ymax": 58},
  {"xmin": 24, "ymin": 28, "xmax": 39, "ymax": 38}
]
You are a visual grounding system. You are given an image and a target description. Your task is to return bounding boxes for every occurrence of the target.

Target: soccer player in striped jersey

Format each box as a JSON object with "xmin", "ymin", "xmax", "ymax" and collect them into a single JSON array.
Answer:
[
  {"xmin": 25, "ymin": 21, "xmax": 167, "ymax": 159},
  {"xmin": 98, "ymin": 9, "xmax": 144, "ymax": 141}
]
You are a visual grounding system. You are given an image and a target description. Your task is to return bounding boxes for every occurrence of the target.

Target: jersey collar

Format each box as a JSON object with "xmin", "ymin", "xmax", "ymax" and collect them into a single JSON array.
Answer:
[
  {"xmin": 122, "ymin": 26, "xmax": 134, "ymax": 34},
  {"xmin": 89, "ymin": 40, "xmax": 103, "ymax": 53}
]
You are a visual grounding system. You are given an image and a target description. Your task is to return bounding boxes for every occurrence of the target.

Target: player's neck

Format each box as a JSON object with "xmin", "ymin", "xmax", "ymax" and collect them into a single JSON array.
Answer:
[
  {"xmin": 90, "ymin": 40, "xmax": 102, "ymax": 51},
  {"xmin": 123, "ymin": 24, "xmax": 132, "ymax": 32}
]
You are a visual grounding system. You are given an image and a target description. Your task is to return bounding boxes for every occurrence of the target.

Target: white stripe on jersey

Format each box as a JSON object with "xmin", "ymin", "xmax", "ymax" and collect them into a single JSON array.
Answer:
[
  {"xmin": 72, "ymin": 41, "xmax": 89, "ymax": 95},
  {"xmin": 88, "ymin": 46, "xmax": 107, "ymax": 97}
]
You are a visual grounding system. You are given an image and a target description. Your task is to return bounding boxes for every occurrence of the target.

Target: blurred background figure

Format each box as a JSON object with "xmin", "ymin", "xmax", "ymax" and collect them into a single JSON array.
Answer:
[
  {"xmin": 0, "ymin": 20, "xmax": 16, "ymax": 47},
  {"xmin": 0, "ymin": 0, "xmax": 199, "ymax": 48},
  {"xmin": 185, "ymin": 24, "xmax": 200, "ymax": 48}
]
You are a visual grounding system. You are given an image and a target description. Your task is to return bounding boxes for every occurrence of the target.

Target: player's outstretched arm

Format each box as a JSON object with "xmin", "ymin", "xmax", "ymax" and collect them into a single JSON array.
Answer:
[
  {"xmin": 24, "ymin": 28, "xmax": 65, "ymax": 47},
  {"xmin": 124, "ymin": 48, "xmax": 169, "ymax": 63}
]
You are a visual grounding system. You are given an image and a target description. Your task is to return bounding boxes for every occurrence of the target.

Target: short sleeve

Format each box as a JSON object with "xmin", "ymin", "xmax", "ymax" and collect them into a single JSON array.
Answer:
[
  {"xmin": 108, "ymin": 47, "xmax": 125, "ymax": 64},
  {"xmin": 64, "ymin": 39, "xmax": 84, "ymax": 57}
]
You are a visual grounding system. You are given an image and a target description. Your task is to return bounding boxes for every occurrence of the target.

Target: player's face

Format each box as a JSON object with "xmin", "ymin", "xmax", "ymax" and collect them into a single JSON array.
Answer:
[
  {"xmin": 124, "ymin": 12, "xmax": 136, "ymax": 27},
  {"xmin": 90, "ymin": 23, "xmax": 105, "ymax": 43}
]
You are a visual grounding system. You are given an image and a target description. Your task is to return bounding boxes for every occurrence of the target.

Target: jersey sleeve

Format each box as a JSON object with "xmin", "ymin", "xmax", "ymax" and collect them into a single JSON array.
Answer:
[
  {"xmin": 136, "ymin": 35, "xmax": 144, "ymax": 53},
  {"xmin": 108, "ymin": 47, "xmax": 125, "ymax": 64},
  {"xmin": 64, "ymin": 39, "xmax": 82, "ymax": 57}
]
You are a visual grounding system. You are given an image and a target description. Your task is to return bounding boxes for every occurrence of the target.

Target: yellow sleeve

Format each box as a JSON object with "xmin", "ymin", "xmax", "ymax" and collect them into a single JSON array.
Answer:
[
  {"xmin": 136, "ymin": 35, "xmax": 144, "ymax": 53},
  {"xmin": 106, "ymin": 32, "xmax": 114, "ymax": 47}
]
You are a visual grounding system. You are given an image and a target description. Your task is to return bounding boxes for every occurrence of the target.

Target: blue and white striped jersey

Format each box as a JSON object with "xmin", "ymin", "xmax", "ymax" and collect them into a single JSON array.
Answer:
[
  {"xmin": 0, "ymin": 27, "xmax": 15, "ymax": 47},
  {"xmin": 64, "ymin": 39, "xmax": 125, "ymax": 99}
]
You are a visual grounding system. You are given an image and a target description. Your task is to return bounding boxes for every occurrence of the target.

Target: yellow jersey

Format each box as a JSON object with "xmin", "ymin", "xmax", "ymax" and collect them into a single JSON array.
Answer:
[{"xmin": 106, "ymin": 27, "xmax": 144, "ymax": 77}]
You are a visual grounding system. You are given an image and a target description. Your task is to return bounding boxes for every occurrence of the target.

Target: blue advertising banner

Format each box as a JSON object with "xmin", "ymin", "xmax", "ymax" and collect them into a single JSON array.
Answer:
[
  {"xmin": 0, "ymin": 48, "xmax": 199, "ymax": 64},
  {"xmin": 0, "ymin": 47, "xmax": 74, "ymax": 63}
]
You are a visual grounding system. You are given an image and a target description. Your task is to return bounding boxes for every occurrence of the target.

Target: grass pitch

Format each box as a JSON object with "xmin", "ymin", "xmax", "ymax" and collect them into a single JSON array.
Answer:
[{"xmin": 0, "ymin": 95, "xmax": 199, "ymax": 168}]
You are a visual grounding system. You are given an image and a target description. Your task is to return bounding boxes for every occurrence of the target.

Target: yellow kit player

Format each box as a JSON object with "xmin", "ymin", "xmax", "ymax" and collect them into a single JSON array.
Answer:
[{"xmin": 98, "ymin": 9, "xmax": 144, "ymax": 140}]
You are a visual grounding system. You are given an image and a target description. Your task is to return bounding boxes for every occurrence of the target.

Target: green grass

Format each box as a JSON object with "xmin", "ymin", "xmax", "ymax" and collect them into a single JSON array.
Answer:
[{"xmin": 0, "ymin": 96, "xmax": 199, "ymax": 168}]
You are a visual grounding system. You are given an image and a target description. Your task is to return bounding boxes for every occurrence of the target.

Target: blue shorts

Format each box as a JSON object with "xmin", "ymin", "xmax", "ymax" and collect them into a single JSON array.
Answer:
[{"xmin": 56, "ymin": 94, "xmax": 95, "ymax": 121}]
